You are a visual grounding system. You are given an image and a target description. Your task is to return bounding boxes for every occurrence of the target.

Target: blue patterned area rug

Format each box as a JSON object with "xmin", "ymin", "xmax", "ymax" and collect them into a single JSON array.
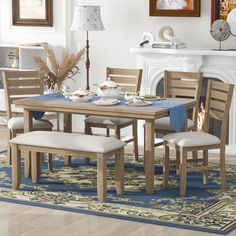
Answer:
[{"xmin": 0, "ymin": 152, "xmax": 236, "ymax": 235}]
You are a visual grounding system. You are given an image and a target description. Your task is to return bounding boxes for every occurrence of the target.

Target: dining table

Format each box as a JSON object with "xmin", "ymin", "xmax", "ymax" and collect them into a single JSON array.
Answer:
[{"xmin": 14, "ymin": 95, "xmax": 197, "ymax": 195}]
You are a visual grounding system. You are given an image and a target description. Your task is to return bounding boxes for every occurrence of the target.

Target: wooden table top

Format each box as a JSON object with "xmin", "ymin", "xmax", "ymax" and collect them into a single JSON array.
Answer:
[{"xmin": 14, "ymin": 96, "xmax": 197, "ymax": 120}]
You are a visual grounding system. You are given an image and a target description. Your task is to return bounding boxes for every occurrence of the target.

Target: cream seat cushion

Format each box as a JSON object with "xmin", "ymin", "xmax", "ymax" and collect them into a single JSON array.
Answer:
[
  {"xmin": 85, "ymin": 116, "xmax": 133, "ymax": 126},
  {"xmin": 8, "ymin": 117, "xmax": 53, "ymax": 130},
  {"xmin": 163, "ymin": 131, "xmax": 220, "ymax": 148},
  {"xmin": 10, "ymin": 131, "xmax": 126, "ymax": 153},
  {"xmin": 155, "ymin": 117, "xmax": 194, "ymax": 131}
]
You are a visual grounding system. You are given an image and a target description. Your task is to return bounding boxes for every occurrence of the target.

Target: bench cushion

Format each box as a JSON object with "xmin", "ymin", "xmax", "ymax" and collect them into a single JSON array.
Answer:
[
  {"xmin": 8, "ymin": 117, "xmax": 53, "ymax": 130},
  {"xmin": 10, "ymin": 131, "xmax": 126, "ymax": 153},
  {"xmin": 155, "ymin": 117, "xmax": 194, "ymax": 131},
  {"xmin": 163, "ymin": 131, "xmax": 220, "ymax": 148},
  {"xmin": 85, "ymin": 116, "xmax": 133, "ymax": 126}
]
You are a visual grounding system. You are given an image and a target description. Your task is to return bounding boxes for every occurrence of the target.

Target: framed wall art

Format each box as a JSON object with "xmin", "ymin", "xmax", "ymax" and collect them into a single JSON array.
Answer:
[
  {"xmin": 150, "ymin": 0, "xmax": 201, "ymax": 17},
  {"xmin": 12, "ymin": 0, "xmax": 53, "ymax": 27},
  {"xmin": 211, "ymin": 0, "xmax": 236, "ymax": 23}
]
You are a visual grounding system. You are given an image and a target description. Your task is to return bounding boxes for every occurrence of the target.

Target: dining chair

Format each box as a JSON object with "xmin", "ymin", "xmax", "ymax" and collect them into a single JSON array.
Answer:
[
  {"xmin": 84, "ymin": 67, "xmax": 143, "ymax": 161},
  {"xmin": 2, "ymin": 70, "xmax": 53, "ymax": 170},
  {"xmin": 163, "ymin": 80, "xmax": 234, "ymax": 197},
  {"xmin": 155, "ymin": 70, "xmax": 203, "ymax": 140},
  {"xmin": 153, "ymin": 70, "xmax": 203, "ymax": 172}
]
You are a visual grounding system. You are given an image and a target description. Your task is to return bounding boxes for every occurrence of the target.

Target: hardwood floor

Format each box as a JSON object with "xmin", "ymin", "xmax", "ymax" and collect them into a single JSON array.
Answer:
[{"xmin": 0, "ymin": 126, "xmax": 236, "ymax": 236}]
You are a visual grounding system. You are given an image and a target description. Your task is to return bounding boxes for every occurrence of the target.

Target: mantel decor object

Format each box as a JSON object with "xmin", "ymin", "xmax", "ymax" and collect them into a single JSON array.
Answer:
[
  {"xmin": 12, "ymin": 0, "xmax": 53, "ymax": 27},
  {"xmin": 158, "ymin": 26, "xmax": 175, "ymax": 42},
  {"xmin": 71, "ymin": 5, "xmax": 105, "ymax": 91},
  {"xmin": 140, "ymin": 32, "xmax": 155, "ymax": 47},
  {"xmin": 210, "ymin": 19, "xmax": 232, "ymax": 51},
  {"xmin": 150, "ymin": 0, "xmax": 201, "ymax": 17}
]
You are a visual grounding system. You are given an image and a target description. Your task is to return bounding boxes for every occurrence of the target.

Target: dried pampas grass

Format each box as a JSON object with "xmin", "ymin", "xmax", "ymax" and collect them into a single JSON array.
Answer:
[{"xmin": 33, "ymin": 45, "xmax": 85, "ymax": 88}]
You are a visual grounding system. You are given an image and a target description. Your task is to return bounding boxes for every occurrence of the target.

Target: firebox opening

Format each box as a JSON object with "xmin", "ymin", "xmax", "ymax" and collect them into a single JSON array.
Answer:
[{"xmin": 156, "ymin": 77, "xmax": 229, "ymax": 145}]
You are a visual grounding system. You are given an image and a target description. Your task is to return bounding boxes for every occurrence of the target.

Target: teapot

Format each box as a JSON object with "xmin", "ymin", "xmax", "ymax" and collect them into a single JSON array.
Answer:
[{"xmin": 94, "ymin": 78, "xmax": 122, "ymax": 98}]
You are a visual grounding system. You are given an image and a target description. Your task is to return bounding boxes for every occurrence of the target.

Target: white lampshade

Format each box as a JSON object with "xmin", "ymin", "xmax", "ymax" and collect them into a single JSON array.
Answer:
[{"xmin": 71, "ymin": 5, "xmax": 105, "ymax": 32}]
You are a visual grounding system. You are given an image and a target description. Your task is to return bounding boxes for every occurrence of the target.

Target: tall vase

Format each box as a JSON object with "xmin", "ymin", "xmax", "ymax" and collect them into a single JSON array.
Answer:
[{"xmin": 54, "ymin": 82, "xmax": 62, "ymax": 96}]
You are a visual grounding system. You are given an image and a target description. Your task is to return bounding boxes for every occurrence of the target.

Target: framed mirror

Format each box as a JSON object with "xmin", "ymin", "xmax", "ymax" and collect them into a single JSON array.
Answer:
[
  {"xmin": 12, "ymin": 0, "xmax": 53, "ymax": 27},
  {"xmin": 150, "ymin": 0, "xmax": 201, "ymax": 17}
]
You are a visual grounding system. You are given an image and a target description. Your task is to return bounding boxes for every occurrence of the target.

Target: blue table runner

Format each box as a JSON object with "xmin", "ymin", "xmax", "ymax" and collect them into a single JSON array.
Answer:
[{"xmin": 32, "ymin": 94, "xmax": 187, "ymax": 132}]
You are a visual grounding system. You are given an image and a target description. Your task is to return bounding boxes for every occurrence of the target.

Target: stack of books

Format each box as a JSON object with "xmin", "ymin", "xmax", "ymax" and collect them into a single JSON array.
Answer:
[{"xmin": 152, "ymin": 41, "xmax": 186, "ymax": 49}]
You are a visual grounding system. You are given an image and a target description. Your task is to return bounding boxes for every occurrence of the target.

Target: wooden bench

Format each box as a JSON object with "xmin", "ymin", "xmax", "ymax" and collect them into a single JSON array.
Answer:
[{"xmin": 10, "ymin": 131, "xmax": 126, "ymax": 203}]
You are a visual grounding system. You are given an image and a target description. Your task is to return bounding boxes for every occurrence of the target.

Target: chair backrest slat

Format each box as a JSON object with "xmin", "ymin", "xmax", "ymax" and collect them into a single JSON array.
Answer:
[
  {"xmin": 204, "ymin": 80, "xmax": 234, "ymax": 144},
  {"xmin": 164, "ymin": 70, "xmax": 203, "ymax": 130},
  {"xmin": 2, "ymin": 70, "xmax": 43, "ymax": 120},
  {"xmin": 106, "ymin": 67, "xmax": 143, "ymax": 93}
]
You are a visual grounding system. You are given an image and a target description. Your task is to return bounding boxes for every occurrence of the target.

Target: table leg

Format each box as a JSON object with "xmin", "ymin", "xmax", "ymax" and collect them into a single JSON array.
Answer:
[
  {"xmin": 144, "ymin": 119, "xmax": 154, "ymax": 194},
  {"xmin": 24, "ymin": 109, "xmax": 33, "ymax": 178},
  {"xmin": 64, "ymin": 113, "xmax": 72, "ymax": 165}
]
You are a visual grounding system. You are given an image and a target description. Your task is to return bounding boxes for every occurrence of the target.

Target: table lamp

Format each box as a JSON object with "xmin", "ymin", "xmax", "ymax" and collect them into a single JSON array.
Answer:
[{"xmin": 71, "ymin": 5, "xmax": 105, "ymax": 90}]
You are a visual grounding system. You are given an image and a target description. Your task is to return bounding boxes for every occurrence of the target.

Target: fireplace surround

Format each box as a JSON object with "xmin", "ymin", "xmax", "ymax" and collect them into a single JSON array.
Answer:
[{"xmin": 130, "ymin": 48, "xmax": 236, "ymax": 154}]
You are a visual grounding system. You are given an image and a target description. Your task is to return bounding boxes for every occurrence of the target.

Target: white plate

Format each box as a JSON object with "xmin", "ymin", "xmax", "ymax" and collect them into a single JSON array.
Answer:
[
  {"xmin": 125, "ymin": 101, "xmax": 152, "ymax": 107},
  {"xmin": 143, "ymin": 95, "xmax": 165, "ymax": 101},
  {"xmin": 69, "ymin": 95, "xmax": 91, "ymax": 102},
  {"xmin": 92, "ymin": 99, "xmax": 120, "ymax": 106}
]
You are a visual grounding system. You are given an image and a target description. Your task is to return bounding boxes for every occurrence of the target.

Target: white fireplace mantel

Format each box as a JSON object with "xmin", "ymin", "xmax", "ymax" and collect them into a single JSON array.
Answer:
[{"xmin": 130, "ymin": 47, "xmax": 236, "ymax": 155}]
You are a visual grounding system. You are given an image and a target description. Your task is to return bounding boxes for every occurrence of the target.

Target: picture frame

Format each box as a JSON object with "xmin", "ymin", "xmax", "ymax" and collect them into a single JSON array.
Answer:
[
  {"xmin": 12, "ymin": 0, "xmax": 53, "ymax": 27},
  {"xmin": 149, "ymin": 0, "xmax": 201, "ymax": 17},
  {"xmin": 211, "ymin": 0, "xmax": 236, "ymax": 24}
]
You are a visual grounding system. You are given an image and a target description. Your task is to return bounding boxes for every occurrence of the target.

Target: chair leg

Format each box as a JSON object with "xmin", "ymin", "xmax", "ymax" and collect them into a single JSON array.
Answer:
[
  {"xmin": 11, "ymin": 144, "xmax": 21, "ymax": 190},
  {"xmin": 106, "ymin": 128, "xmax": 110, "ymax": 137},
  {"xmin": 97, "ymin": 154, "xmax": 107, "ymax": 203},
  {"xmin": 48, "ymin": 154, "xmax": 53, "ymax": 172},
  {"xmin": 192, "ymin": 151, "xmax": 198, "ymax": 167},
  {"xmin": 163, "ymin": 143, "xmax": 170, "ymax": 187},
  {"xmin": 180, "ymin": 149, "xmax": 187, "ymax": 197},
  {"xmin": 7, "ymin": 129, "xmax": 12, "ymax": 166},
  {"xmin": 176, "ymin": 150, "xmax": 180, "ymax": 175},
  {"xmin": 31, "ymin": 152, "xmax": 40, "ymax": 183},
  {"xmin": 84, "ymin": 123, "xmax": 92, "ymax": 135},
  {"xmin": 57, "ymin": 112, "xmax": 60, "ymax": 131},
  {"xmin": 220, "ymin": 147, "xmax": 227, "ymax": 192},
  {"xmin": 24, "ymin": 150, "xmax": 31, "ymax": 178},
  {"xmin": 203, "ymin": 150, "xmax": 209, "ymax": 185},
  {"xmin": 84, "ymin": 124, "xmax": 92, "ymax": 165},
  {"xmin": 132, "ymin": 121, "xmax": 139, "ymax": 161},
  {"xmin": 114, "ymin": 126, "xmax": 120, "ymax": 139},
  {"xmin": 115, "ymin": 149, "xmax": 124, "ymax": 194}
]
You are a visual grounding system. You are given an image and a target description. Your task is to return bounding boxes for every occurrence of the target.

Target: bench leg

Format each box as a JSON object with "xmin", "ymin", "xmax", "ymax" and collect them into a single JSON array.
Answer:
[
  {"xmin": 115, "ymin": 149, "xmax": 124, "ymax": 195},
  {"xmin": 97, "ymin": 154, "xmax": 107, "ymax": 203},
  {"xmin": 12, "ymin": 144, "xmax": 21, "ymax": 190},
  {"xmin": 31, "ymin": 152, "xmax": 41, "ymax": 183}
]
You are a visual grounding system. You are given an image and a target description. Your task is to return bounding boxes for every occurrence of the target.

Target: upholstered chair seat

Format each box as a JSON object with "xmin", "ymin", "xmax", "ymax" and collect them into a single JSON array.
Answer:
[
  {"xmin": 8, "ymin": 117, "xmax": 53, "ymax": 130},
  {"xmin": 155, "ymin": 117, "xmax": 194, "ymax": 131},
  {"xmin": 163, "ymin": 131, "xmax": 220, "ymax": 148}
]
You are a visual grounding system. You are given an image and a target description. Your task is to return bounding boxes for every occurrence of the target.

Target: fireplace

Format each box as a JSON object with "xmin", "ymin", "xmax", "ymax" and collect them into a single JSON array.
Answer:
[{"xmin": 130, "ymin": 47, "xmax": 236, "ymax": 154}]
